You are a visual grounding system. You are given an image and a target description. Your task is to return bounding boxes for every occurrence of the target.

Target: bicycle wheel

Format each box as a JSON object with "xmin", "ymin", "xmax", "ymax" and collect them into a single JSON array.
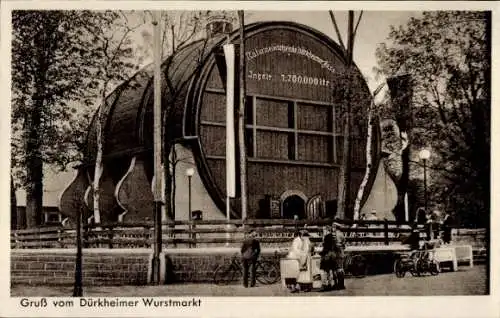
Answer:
[
  {"xmin": 349, "ymin": 254, "xmax": 367, "ymax": 278},
  {"xmin": 430, "ymin": 260, "xmax": 440, "ymax": 276},
  {"xmin": 256, "ymin": 260, "xmax": 280, "ymax": 285},
  {"xmin": 263, "ymin": 261, "xmax": 281, "ymax": 284},
  {"xmin": 414, "ymin": 259, "xmax": 425, "ymax": 277},
  {"xmin": 393, "ymin": 259, "xmax": 406, "ymax": 278},
  {"xmin": 213, "ymin": 264, "xmax": 238, "ymax": 285},
  {"xmin": 409, "ymin": 260, "xmax": 419, "ymax": 276}
]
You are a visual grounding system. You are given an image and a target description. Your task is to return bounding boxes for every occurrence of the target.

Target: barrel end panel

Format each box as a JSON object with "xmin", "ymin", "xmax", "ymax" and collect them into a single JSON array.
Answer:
[
  {"xmin": 58, "ymin": 168, "xmax": 90, "ymax": 221},
  {"xmin": 116, "ymin": 156, "xmax": 155, "ymax": 223}
]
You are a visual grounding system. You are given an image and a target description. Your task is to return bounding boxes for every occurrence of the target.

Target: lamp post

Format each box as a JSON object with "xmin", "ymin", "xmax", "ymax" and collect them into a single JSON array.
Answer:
[
  {"xmin": 186, "ymin": 168, "xmax": 195, "ymax": 220},
  {"xmin": 186, "ymin": 167, "xmax": 195, "ymax": 247},
  {"xmin": 419, "ymin": 148, "xmax": 431, "ymax": 238},
  {"xmin": 141, "ymin": 9, "xmax": 163, "ymax": 284},
  {"xmin": 151, "ymin": 10, "xmax": 162, "ymax": 286},
  {"xmin": 72, "ymin": 206, "xmax": 83, "ymax": 297},
  {"xmin": 167, "ymin": 136, "xmax": 198, "ymax": 221},
  {"xmin": 418, "ymin": 149, "xmax": 431, "ymax": 213}
]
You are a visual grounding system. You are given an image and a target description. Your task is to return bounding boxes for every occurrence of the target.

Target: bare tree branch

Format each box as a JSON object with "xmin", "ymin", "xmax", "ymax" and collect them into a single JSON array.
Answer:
[
  {"xmin": 329, "ymin": 11, "xmax": 347, "ymax": 53},
  {"xmin": 353, "ymin": 11, "xmax": 363, "ymax": 40}
]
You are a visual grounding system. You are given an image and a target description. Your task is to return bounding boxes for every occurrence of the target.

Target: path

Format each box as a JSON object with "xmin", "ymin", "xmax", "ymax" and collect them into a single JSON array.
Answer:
[{"xmin": 11, "ymin": 265, "xmax": 487, "ymax": 297}]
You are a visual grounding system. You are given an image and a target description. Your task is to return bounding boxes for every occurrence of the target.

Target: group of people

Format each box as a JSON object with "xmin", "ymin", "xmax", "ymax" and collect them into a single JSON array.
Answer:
[
  {"xmin": 286, "ymin": 222, "xmax": 346, "ymax": 292},
  {"xmin": 415, "ymin": 208, "xmax": 454, "ymax": 244},
  {"xmin": 403, "ymin": 211, "xmax": 454, "ymax": 257},
  {"xmin": 239, "ymin": 223, "xmax": 347, "ymax": 291},
  {"xmin": 238, "ymin": 211, "xmax": 454, "ymax": 290},
  {"xmin": 318, "ymin": 222, "xmax": 346, "ymax": 291}
]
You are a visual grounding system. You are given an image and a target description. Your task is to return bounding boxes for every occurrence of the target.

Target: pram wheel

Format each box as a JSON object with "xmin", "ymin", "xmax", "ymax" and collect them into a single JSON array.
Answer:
[
  {"xmin": 299, "ymin": 283, "xmax": 312, "ymax": 292},
  {"xmin": 430, "ymin": 260, "xmax": 440, "ymax": 276},
  {"xmin": 349, "ymin": 254, "xmax": 367, "ymax": 278},
  {"xmin": 394, "ymin": 259, "xmax": 406, "ymax": 278}
]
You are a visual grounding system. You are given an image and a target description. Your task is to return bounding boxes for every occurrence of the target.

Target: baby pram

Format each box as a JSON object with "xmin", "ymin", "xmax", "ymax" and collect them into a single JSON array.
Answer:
[{"xmin": 280, "ymin": 254, "xmax": 322, "ymax": 292}]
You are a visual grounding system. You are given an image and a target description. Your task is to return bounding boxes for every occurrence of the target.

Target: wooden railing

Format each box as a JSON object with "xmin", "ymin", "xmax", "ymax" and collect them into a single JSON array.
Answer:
[{"xmin": 10, "ymin": 219, "xmax": 485, "ymax": 250}]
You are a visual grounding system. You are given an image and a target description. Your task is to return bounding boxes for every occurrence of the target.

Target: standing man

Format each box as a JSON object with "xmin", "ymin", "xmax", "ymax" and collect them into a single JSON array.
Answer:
[
  {"xmin": 319, "ymin": 225, "xmax": 335, "ymax": 291},
  {"xmin": 425, "ymin": 210, "xmax": 433, "ymax": 240},
  {"xmin": 415, "ymin": 207, "xmax": 427, "ymax": 225},
  {"xmin": 240, "ymin": 230, "xmax": 260, "ymax": 288},
  {"xmin": 332, "ymin": 222, "xmax": 346, "ymax": 290},
  {"xmin": 441, "ymin": 212, "xmax": 453, "ymax": 244}
]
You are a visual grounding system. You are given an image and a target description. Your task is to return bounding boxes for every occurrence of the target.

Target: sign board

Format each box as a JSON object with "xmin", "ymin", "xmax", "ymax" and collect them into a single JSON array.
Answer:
[
  {"xmin": 270, "ymin": 199, "xmax": 281, "ymax": 218},
  {"xmin": 244, "ymin": 28, "xmax": 349, "ymax": 103}
]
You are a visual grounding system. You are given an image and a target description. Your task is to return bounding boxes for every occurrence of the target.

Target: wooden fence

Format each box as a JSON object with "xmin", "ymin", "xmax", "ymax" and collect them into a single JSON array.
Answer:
[{"xmin": 10, "ymin": 219, "xmax": 485, "ymax": 250}]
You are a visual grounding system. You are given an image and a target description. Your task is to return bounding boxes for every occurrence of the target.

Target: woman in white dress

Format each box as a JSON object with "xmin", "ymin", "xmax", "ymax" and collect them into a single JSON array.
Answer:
[
  {"xmin": 299, "ymin": 230, "xmax": 313, "ymax": 270},
  {"xmin": 286, "ymin": 231, "xmax": 303, "ymax": 292},
  {"xmin": 287, "ymin": 231, "xmax": 303, "ymax": 260}
]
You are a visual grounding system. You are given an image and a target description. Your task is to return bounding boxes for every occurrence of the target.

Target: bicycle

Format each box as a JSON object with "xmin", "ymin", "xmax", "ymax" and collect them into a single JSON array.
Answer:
[
  {"xmin": 394, "ymin": 249, "xmax": 440, "ymax": 278},
  {"xmin": 213, "ymin": 252, "xmax": 280, "ymax": 285},
  {"xmin": 344, "ymin": 253, "xmax": 367, "ymax": 278}
]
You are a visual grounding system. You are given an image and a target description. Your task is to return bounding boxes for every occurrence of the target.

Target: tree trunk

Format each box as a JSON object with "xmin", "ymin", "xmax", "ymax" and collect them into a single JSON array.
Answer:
[
  {"xmin": 163, "ymin": 139, "xmax": 174, "ymax": 222},
  {"xmin": 353, "ymin": 101, "xmax": 374, "ymax": 220},
  {"xmin": 170, "ymin": 145, "xmax": 177, "ymax": 220},
  {"xmin": 25, "ymin": 30, "xmax": 48, "ymax": 229},
  {"xmin": 336, "ymin": 112, "xmax": 351, "ymax": 220},
  {"xmin": 25, "ymin": 142, "xmax": 44, "ymax": 228},
  {"xmin": 25, "ymin": 95, "xmax": 44, "ymax": 228},
  {"xmin": 92, "ymin": 108, "xmax": 103, "ymax": 224},
  {"xmin": 168, "ymin": 164, "xmax": 174, "ymax": 220},
  {"xmin": 336, "ymin": 11, "xmax": 355, "ymax": 220},
  {"xmin": 387, "ymin": 74, "xmax": 413, "ymax": 223},
  {"xmin": 11, "ymin": 175, "xmax": 18, "ymax": 230},
  {"xmin": 393, "ymin": 147, "xmax": 410, "ymax": 222}
]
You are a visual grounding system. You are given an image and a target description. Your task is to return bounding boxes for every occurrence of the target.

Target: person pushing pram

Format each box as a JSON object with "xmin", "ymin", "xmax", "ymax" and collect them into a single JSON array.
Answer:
[
  {"xmin": 319, "ymin": 222, "xmax": 346, "ymax": 291},
  {"xmin": 285, "ymin": 229, "xmax": 315, "ymax": 292}
]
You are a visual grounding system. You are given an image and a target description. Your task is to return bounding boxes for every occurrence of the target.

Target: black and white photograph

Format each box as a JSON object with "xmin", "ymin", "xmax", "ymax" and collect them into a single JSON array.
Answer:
[{"xmin": 3, "ymin": 1, "xmax": 498, "ymax": 317}]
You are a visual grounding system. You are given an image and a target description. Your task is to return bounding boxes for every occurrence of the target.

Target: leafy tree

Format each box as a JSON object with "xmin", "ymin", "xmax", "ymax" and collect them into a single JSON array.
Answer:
[
  {"xmin": 83, "ymin": 11, "xmax": 141, "ymax": 224},
  {"xmin": 11, "ymin": 10, "xmax": 142, "ymax": 227},
  {"xmin": 11, "ymin": 11, "xmax": 103, "ymax": 227},
  {"xmin": 375, "ymin": 11, "xmax": 490, "ymax": 227},
  {"xmin": 11, "ymin": 175, "xmax": 17, "ymax": 229}
]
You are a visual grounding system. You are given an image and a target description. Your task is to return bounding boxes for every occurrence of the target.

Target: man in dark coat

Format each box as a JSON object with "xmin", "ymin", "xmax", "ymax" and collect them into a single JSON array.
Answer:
[
  {"xmin": 320, "ymin": 225, "xmax": 335, "ymax": 291},
  {"xmin": 441, "ymin": 212, "xmax": 453, "ymax": 244},
  {"xmin": 240, "ymin": 230, "xmax": 260, "ymax": 287},
  {"xmin": 331, "ymin": 222, "xmax": 346, "ymax": 290}
]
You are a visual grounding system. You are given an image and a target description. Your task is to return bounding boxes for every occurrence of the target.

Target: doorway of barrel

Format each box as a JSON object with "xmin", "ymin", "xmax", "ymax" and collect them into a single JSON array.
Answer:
[{"xmin": 280, "ymin": 190, "xmax": 308, "ymax": 219}]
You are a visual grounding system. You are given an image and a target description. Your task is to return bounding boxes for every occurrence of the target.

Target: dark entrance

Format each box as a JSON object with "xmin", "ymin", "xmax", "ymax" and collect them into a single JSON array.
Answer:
[{"xmin": 282, "ymin": 195, "xmax": 306, "ymax": 219}]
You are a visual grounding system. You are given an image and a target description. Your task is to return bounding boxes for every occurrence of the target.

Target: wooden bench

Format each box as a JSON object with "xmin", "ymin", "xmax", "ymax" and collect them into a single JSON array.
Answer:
[
  {"xmin": 432, "ymin": 247, "xmax": 458, "ymax": 271},
  {"xmin": 453, "ymin": 245, "xmax": 474, "ymax": 268}
]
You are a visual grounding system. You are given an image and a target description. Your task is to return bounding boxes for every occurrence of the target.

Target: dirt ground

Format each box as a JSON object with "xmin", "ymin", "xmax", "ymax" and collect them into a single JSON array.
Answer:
[{"xmin": 11, "ymin": 265, "xmax": 488, "ymax": 297}]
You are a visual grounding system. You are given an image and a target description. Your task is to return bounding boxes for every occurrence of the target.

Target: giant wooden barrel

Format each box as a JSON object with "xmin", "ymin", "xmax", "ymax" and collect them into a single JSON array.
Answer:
[{"xmin": 82, "ymin": 21, "xmax": 375, "ymax": 221}]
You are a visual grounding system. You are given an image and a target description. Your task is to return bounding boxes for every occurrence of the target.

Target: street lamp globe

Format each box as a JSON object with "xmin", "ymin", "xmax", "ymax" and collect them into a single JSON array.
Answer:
[
  {"xmin": 419, "ymin": 149, "xmax": 431, "ymax": 161},
  {"xmin": 186, "ymin": 167, "xmax": 195, "ymax": 177}
]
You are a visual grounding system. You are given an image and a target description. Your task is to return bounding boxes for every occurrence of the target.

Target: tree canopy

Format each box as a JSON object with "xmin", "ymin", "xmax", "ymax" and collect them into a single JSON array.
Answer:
[
  {"xmin": 375, "ymin": 11, "xmax": 490, "ymax": 227},
  {"xmin": 11, "ymin": 10, "xmax": 235, "ymax": 227},
  {"xmin": 11, "ymin": 10, "xmax": 140, "ymax": 226}
]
